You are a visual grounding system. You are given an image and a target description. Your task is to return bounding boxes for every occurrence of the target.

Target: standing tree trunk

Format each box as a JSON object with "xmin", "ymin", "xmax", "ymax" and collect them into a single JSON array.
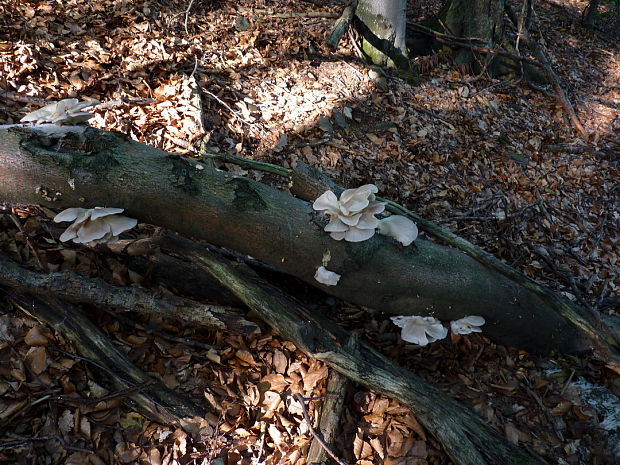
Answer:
[
  {"xmin": 437, "ymin": 0, "xmax": 506, "ymax": 72},
  {"xmin": 354, "ymin": 0, "xmax": 409, "ymax": 69},
  {"xmin": 582, "ymin": 0, "xmax": 600, "ymax": 28}
]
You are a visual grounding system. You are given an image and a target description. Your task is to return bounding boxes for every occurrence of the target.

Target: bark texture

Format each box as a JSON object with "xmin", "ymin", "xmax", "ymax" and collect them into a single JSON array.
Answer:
[
  {"xmin": 0, "ymin": 125, "xmax": 616, "ymax": 357},
  {"xmin": 354, "ymin": 0, "xmax": 409, "ymax": 68}
]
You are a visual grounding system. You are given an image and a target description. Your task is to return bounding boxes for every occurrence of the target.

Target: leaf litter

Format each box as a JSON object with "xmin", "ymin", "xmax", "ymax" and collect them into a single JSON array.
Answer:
[{"xmin": 0, "ymin": 0, "xmax": 619, "ymax": 464}]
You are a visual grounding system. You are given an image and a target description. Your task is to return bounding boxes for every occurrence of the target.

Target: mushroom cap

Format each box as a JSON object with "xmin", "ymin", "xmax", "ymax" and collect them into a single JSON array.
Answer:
[
  {"xmin": 101, "ymin": 215, "xmax": 138, "ymax": 236},
  {"xmin": 356, "ymin": 211, "xmax": 380, "ymax": 230},
  {"xmin": 20, "ymin": 98, "xmax": 97, "ymax": 124},
  {"xmin": 344, "ymin": 226, "xmax": 375, "ymax": 242},
  {"xmin": 324, "ymin": 217, "xmax": 349, "ymax": 233},
  {"xmin": 74, "ymin": 218, "xmax": 112, "ymax": 244},
  {"xmin": 20, "ymin": 100, "xmax": 76, "ymax": 123},
  {"xmin": 90, "ymin": 207, "xmax": 125, "ymax": 220},
  {"xmin": 54, "ymin": 207, "xmax": 89, "ymax": 223},
  {"xmin": 56, "ymin": 207, "xmax": 137, "ymax": 246},
  {"xmin": 313, "ymin": 191, "xmax": 339, "ymax": 214},
  {"xmin": 391, "ymin": 316, "xmax": 448, "ymax": 346},
  {"xmin": 450, "ymin": 316, "xmax": 485, "ymax": 335},
  {"xmin": 329, "ymin": 231, "xmax": 346, "ymax": 241},
  {"xmin": 377, "ymin": 215, "xmax": 418, "ymax": 246},
  {"xmin": 314, "ymin": 266, "xmax": 341, "ymax": 286},
  {"xmin": 338, "ymin": 212, "xmax": 363, "ymax": 226},
  {"xmin": 339, "ymin": 184, "xmax": 378, "ymax": 215}
]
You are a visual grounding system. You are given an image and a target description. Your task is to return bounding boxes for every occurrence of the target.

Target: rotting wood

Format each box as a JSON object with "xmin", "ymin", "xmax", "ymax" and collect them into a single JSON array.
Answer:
[
  {"xmin": 0, "ymin": 124, "xmax": 617, "ymax": 359},
  {"xmin": 7, "ymin": 291, "xmax": 216, "ymax": 428},
  {"xmin": 141, "ymin": 231, "xmax": 548, "ymax": 465},
  {"xmin": 307, "ymin": 370, "xmax": 350, "ymax": 465},
  {"xmin": 0, "ymin": 251, "xmax": 259, "ymax": 335}
]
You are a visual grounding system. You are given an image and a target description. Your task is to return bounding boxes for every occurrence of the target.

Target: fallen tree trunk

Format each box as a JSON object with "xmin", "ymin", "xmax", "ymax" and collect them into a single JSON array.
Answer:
[
  {"xmin": 0, "ymin": 124, "xmax": 617, "ymax": 358},
  {"xmin": 131, "ymin": 231, "xmax": 548, "ymax": 465}
]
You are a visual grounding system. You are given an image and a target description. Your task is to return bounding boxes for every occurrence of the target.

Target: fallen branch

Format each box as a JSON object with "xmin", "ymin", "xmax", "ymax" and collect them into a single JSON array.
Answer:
[
  {"xmin": 505, "ymin": 4, "xmax": 587, "ymax": 138},
  {"xmin": 1, "ymin": 125, "xmax": 617, "ymax": 359},
  {"xmin": 293, "ymin": 393, "xmax": 349, "ymax": 465},
  {"xmin": 406, "ymin": 22, "xmax": 543, "ymax": 68},
  {"xmin": 327, "ymin": 1, "xmax": 358, "ymax": 49},
  {"xmin": 7, "ymin": 292, "xmax": 215, "ymax": 427},
  {"xmin": 147, "ymin": 231, "xmax": 548, "ymax": 465},
  {"xmin": 0, "ymin": 251, "xmax": 259, "ymax": 335},
  {"xmin": 306, "ymin": 370, "xmax": 350, "ymax": 465}
]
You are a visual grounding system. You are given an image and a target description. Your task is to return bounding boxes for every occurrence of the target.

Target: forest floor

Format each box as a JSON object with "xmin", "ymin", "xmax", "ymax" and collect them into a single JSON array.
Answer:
[{"xmin": 0, "ymin": 0, "xmax": 619, "ymax": 464}]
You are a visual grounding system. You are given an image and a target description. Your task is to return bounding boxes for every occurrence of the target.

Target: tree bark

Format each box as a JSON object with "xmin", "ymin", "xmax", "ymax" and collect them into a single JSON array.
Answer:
[
  {"xmin": 354, "ymin": 0, "xmax": 409, "ymax": 68},
  {"xmin": 0, "ymin": 124, "xmax": 617, "ymax": 359}
]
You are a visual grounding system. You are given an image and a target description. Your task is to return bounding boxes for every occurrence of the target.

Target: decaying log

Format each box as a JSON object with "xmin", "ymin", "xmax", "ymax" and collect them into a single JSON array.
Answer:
[
  {"xmin": 0, "ymin": 251, "xmax": 259, "ymax": 335},
  {"xmin": 138, "ymin": 231, "xmax": 548, "ymax": 465},
  {"xmin": 7, "ymin": 292, "xmax": 215, "ymax": 427},
  {"xmin": 0, "ymin": 124, "xmax": 617, "ymax": 359}
]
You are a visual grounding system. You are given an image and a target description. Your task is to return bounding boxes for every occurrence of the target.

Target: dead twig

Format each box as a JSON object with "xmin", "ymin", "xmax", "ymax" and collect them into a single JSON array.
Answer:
[
  {"xmin": 94, "ymin": 97, "xmax": 156, "ymax": 111},
  {"xmin": 237, "ymin": 7, "xmax": 339, "ymax": 19},
  {"xmin": 203, "ymin": 89, "xmax": 256, "ymax": 126},
  {"xmin": 505, "ymin": 4, "xmax": 587, "ymax": 138},
  {"xmin": 410, "ymin": 102, "xmax": 454, "ymax": 129},
  {"xmin": 293, "ymin": 394, "xmax": 350, "ymax": 465},
  {"xmin": 8, "ymin": 214, "xmax": 45, "ymax": 271},
  {"xmin": 184, "ymin": 0, "xmax": 196, "ymax": 35}
]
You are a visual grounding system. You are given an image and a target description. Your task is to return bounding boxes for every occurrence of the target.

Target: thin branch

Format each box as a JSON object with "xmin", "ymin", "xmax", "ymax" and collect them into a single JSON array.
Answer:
[
  {"xmin": 184, "ymin": 0, "xmax": 196, "ymax": 35},
  {"xmin": 293, "ymin": 393, "xmax": 350, "ymax": 465},
  {"xmin": 237, "ymin": 7, "xmax": 339, "ymax": 19},
  {"xmin": 504, "ymin": 3, "xmax": 587, "ymax": 138}
]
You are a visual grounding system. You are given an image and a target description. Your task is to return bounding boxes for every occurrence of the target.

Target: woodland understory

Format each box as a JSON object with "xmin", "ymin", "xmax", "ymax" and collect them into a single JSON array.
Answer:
[{"xmin": 0, "ymin": 1, "xmax": 619, "ymax": 465}]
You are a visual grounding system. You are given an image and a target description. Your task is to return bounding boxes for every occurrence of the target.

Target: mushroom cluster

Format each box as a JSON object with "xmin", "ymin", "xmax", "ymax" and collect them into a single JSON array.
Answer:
[
  {"xmin": 391, "ymin": 314, "xmax": 486, "ymax": 346},
  {"xmin": 313, "ymin": 185, "xmax": 419, "ymax": 246},
  {"xmin": 54, "ymin": 207, "xmax": 137, "ymax": 247},
  {"xmin": 313, "ymin": 184, "xmax": 385, "ymax": 242},
  {"xmin": 450, "ymin": 316, "xmax": 486, "ymax": 335},
  {"xmin": 21, "ymin": 98, "xmax": 98, "ymax": 125}
]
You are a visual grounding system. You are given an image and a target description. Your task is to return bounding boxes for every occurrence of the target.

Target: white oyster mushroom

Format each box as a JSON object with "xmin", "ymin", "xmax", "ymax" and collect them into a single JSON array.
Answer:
[
  {"xmin": 313, "ymin": 185, "xmax": 385, "ymax": 242},
  {"xmin": 391, "ymin": 315, "xmax": 448, "ymax": 346},
  {"xmin": 21, "ymin": 98, "xmax": 99, "ymax": 125},
  {"xmin": 314, "ymin": 266, "xmax": 341, "ymax": 286},
  {"xmin": 377, "ymin": 215, "xmax": 418, "ymax": 246},
  {"xmin": 54, "ymin": 207, "xmax": 137, "ymax": 247},
  {"xmin": 450, "ymin": 316, "xmax": 485, "ymax": 335}
]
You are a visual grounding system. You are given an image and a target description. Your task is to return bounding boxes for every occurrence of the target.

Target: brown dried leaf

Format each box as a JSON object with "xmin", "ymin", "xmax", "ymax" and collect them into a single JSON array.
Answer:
[
  {"xmin": 24, "ymin": 325, "xmax": 50, "ymax": 346},
  {"xmin": 25, "ymin": 346, "xmax": 48, "ymax": 375}
]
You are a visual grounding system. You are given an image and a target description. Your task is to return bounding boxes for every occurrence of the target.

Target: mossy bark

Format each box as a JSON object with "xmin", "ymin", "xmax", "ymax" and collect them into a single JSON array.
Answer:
[{"xmin": 0, "ymin": 125, "xmax": 617, "ymax": 358}]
